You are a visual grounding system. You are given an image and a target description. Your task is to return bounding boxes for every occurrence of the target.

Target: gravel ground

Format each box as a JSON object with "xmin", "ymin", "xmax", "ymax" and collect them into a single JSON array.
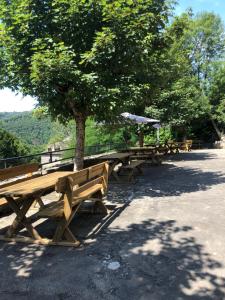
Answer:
[{"xmin": 0, "ymin": 149, "xmax": 225, "ymax": 299}]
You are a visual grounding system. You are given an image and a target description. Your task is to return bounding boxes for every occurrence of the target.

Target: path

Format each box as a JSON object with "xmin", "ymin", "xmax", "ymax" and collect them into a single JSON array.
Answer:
[{"xmin": 0, "ymin": 149, "xmax": 225, "ymax": 299}]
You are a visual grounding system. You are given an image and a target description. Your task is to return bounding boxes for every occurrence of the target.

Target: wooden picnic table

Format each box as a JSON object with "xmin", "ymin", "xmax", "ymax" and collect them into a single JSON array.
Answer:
[
  {"xmin": 0, "ymin": 171, "xmax": 73, "ymax": 243},
  {"xmin": 97, "ymin": 152, "xmax": 131, "ymax": 182},
  {"xmin": 166, "ymin": 141, "xmax": 179, "ymax": 154},
  {"xmin": 121, "ymin": 147, "xmax": 161, "ymax": 164},
  {"xmin": 121, "ymin": 146, "xmax": 157, "ymax": 153}
]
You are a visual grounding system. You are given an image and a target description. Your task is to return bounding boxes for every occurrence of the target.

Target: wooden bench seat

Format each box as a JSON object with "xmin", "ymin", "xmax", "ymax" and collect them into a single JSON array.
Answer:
[
  {"xmin": 0, "ymin": 163, "xmax": 41, "ymax": 212},
  {"xmin": 38, "ymin": 183, "xmax": 103, "ymax": 218},
  {"xmin": 119, "ymin": 160, "xmax": 145, "ymax": 182},
  {"xmin": 130, "ymin": 153, "xmax": 163, "ymax": 165},
  {"xmin": 36, "ymin": 162, "xmax": 109, "ymax": 246}
]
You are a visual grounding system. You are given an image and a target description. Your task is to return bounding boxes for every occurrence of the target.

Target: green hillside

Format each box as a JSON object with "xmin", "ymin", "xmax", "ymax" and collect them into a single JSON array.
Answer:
[
  {"xmin": 0, "ymin": 112, "xmax": 53, "ymax": 147},
  {"xmin": 0, "ymin": 112, "xmax": 137, "ymax": 159}
]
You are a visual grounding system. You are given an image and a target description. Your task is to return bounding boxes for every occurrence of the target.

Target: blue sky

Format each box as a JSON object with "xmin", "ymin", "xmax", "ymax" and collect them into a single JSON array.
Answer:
[
  {"xmin": 176, "ymin": 0, "xmax": 225, "ymax": 21},
  {"xmin": 1, "ymin": 0, "xmax": 225, "ymax": 112}
]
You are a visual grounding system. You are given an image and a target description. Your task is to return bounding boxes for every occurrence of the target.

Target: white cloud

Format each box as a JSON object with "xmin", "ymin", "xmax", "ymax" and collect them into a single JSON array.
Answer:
[{"xmin": 0, "ymin": 88, "xmax": 37, "ymax": 112}]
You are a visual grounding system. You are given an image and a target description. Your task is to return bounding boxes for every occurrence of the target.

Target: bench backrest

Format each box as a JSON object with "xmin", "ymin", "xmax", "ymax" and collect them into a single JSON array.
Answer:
[
  {"xmin": 56, "ymin": 162, "xmax": 109, "ymax": 219},
  {"xmin": 0, "ymin": 163, "xmax": 40, "ymax": 182},
  {"xmin": 56, "ymin": 162, "xmax": 109, "ymax": 192}
]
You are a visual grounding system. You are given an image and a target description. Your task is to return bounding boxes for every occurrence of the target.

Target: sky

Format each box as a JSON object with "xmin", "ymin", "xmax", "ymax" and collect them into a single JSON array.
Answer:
[
  {"xmin": 0, "ymin": 88, "xmax": 37, "ymax": 112},
  {"xmin": 1, "ymin": 0, "xmax": 225, "ymax": 112},
  {"xmin": 176, "ymin": 0, "xmax": 225, "ymax": 19}
]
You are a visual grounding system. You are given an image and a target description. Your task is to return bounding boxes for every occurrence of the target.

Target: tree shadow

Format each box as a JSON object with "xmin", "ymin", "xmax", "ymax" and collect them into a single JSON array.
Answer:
[
  {"xmin": 0, "ymin": 219, "xmax": 224, "ymax": 299},
  {"xmin": 89, "ymin": 219, "xmax": 225, "ymax": 299},
  {"xmin": 127, "ymin": 162, "xmax": 225, "ymax": 198},
  {"xmin": 169, "ymin": 151, "xmax": 218, "ymax": 162}
]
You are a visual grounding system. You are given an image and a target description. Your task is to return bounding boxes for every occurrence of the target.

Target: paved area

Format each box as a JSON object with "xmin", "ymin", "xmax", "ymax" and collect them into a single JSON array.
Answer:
[{"xmin": 0, "ymin": 149, "xmax": 225, "ymax": 299}]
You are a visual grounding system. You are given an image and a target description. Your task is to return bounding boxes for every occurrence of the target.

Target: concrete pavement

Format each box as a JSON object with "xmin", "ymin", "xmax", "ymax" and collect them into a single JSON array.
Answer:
[{"xmin": 0, "ymin": 149, "xmax": 225, "ymax": 299}]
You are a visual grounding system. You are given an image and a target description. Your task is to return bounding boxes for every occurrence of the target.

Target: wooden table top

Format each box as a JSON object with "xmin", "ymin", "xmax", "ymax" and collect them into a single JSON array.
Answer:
[
  {"xmin": 99, "ymin": 152, "xmax": 131, "ymax": 160},
  {"xmin": 0, "ymin": 171, "xmax": 74, "ymax": 197}
]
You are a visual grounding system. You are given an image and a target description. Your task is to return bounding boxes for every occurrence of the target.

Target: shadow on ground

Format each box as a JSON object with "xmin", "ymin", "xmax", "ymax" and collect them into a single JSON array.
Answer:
[
  {"xmin": 0, "ymin": 150, "xmax": 225, "ymax": 299},
  {"xmin": 132, "ymin": 162, "xmax": 225, "ymax": 198},
  {"xmin": 0, "ymin": 218, "xmax": 224, "ymax": 299},
  {"xmin": 107, "ymin": 163, "xmax": 225, "ymax": 202},
  {"xmin": 168, "ymin": 151, "xmax": 218, "ymax": 162}
]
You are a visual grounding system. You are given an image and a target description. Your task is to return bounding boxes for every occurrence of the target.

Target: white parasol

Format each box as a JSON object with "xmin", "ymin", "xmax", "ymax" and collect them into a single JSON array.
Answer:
[
  {"xmin": 121, "ymin": 112, "xmax": 161, "ymax": 144},
  {"xmin": 121, "ymin": 112, "xmax": 160, "ymax": 124}
]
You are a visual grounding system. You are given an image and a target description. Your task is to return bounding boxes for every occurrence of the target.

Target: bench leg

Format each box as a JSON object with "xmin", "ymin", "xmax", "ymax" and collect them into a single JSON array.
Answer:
[
  {"xmin": 64, "ymin": 228, "xmax": 80, "ymax": 243},
  {"xmin": 52, "ymin": 203, "xmax": 82, "ymax": 245},
  {"xmin": 53, "ymin": 218, "xmax": 80, "ymax": 246}
]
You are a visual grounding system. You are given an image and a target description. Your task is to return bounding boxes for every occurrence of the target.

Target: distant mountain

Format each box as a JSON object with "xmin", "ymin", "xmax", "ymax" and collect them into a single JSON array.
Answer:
[{"xmin": 0, "ymin": 111, "xmax": 53, "ymax": 147}]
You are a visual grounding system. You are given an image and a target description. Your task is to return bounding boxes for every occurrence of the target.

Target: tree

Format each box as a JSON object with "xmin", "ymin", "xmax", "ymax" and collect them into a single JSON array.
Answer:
[
  {"xmin": 145, "ymin": 12, "xmax": 209, "ymax": 139},
  {"xmin": 207, "ymin": 63, "xmax": 225, "ymax": 138},
  {"xmin": 181, "ymin": 12, "xmax": 225, "ymax": 139},
  {"xmin": 0, "ymin": 0, "xmax": 172, "ymax": 169},
  {"xmin": 184, "ymin": 12, "xmax": 225, "ymax": 82},
  {"xmin": 146, "ymin": 11, "xmax": 225, "ymax": 141},
  {"xmin": 0, "ymin": 127, "xmax": 29, "ymax": 165}
]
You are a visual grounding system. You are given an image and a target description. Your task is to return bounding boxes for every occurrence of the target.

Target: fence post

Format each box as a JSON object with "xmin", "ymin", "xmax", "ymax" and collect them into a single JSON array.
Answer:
[
  {"xmin": 4, "ymin": 160, "xmax": 7, "ymax": 169},
  {"xmin": 49, "ymin": 150, "xmax": 53, "ymax": 163}
]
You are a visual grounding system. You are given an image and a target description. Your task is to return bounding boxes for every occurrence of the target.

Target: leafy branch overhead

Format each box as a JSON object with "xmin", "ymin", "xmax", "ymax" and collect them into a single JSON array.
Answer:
[{"xmin": 0, "ymin": 0, "xmax": 173, "ymax": 169}]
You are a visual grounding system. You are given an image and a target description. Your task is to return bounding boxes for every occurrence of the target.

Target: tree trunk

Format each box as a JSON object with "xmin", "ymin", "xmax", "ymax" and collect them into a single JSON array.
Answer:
[
  {"xmin": 139, "ymin": 130, "xmax": 144, "ymax": 147},
  {"xmin": 74, "ymin": 114, "xmax": 86, "ymax": 171},
  {"xmin": 211, "ymin": 119, "xmax": 221, "ymax": 140}
]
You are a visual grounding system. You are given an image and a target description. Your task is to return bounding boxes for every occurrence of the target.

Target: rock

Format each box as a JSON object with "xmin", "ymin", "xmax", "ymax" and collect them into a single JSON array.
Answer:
[{"xmin": 107, "ymin": 261, "xmax": 120, "ymax": 270}]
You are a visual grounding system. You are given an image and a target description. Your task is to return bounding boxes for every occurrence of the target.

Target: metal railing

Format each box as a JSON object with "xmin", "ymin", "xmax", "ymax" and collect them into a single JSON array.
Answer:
[{"xmin": 0, "ymin": 143, "xmax": 127, "ymax": 169}]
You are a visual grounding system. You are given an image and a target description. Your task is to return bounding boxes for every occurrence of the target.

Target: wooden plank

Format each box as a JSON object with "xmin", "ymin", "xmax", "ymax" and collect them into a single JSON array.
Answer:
[
  {"xmin": 63, "ymin": 178, "xmax": 73, "ymax": 220},
  {"xmin": 99, "ymin": 153, "xmax": 130, "ymax": 160},
  {"xmin": 0, "ymin": 163, "xmax": 39, "ymax": 181},
  {"xmin": 0, "ymin": 171, "xmax": 73, "ymax": 197},
  {"xmin": 88, "ymin": 163, "xmax": 105, "ymax": 179},
  {"xmin": 0, "ymin": 174, "xmax": 41, "ymax": 189},
  {"xmin": 56, "ymin": 163, "xmax": 106, "ymax": 193},
  {"xmin": 0, "ymin": 235, "xmax": 80, "ymax": 247},
  {"xmin": 73, "ymin": 177, "xmax": 103, "ymax": 197}
]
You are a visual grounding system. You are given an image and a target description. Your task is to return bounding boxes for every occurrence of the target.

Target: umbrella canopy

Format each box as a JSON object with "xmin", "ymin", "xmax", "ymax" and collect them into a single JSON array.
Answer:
[{"xmin": 121, "ymin": 112, "xmax": 160, "ymax": 124}]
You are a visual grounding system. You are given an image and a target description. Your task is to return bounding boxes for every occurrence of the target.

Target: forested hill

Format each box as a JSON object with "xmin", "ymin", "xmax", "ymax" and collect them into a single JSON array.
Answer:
[{"xmin": 0, "ymin": 112, "xmax": 52, "ymax": 147}]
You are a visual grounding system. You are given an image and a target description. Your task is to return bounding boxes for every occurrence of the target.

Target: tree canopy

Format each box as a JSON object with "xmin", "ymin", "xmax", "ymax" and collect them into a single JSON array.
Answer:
[
  {"xmin": 144, "ymin": 10, "xmax": 225, "ymax": 140},
  {"xmin": 1, "ymin": 2, "xmax": 225, "ymax": 162},
  {"xmin": 0, "ymin": 0, "xmax": 173, "ymax": 168}
]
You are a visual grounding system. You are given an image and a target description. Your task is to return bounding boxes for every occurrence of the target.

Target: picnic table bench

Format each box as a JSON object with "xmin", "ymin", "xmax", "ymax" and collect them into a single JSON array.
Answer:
[
  {"xmin": 0, "ymin": 163, "xmax": 42, "ymax": 212},
  {"xmin": 155, "ymin": 145, "xmax": 169, "ymax": 155},
  {"xmin": 85, "ymin": 152, "xmax": 131, "ymax": 183},
  {"xmin": 177, "ymin": 140, "xmax": 192, "ymax": 151},
  {"xmin": 122, "ymin": 147, "xmax": 162, "ymax": 165},
  {"xmin": 118, "ymin": 160, "xmax": 145, "ymax": 182},
  {"xmin": 0, "ymin": 162, "xmax": 109, "ymax": 247},
  {"xmin": 165, "ymin": 141, "xmax": 179, "ymax": 154}
]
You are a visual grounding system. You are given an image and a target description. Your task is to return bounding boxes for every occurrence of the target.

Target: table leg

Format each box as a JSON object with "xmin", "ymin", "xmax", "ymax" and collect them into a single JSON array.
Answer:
[
  {"xmin": 5, "ymin": 196, "xmax": 42, "ymax": 240},
  {"xmin": 109, "ymin": 161, "xmax": 121, "ymax": 182}
]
